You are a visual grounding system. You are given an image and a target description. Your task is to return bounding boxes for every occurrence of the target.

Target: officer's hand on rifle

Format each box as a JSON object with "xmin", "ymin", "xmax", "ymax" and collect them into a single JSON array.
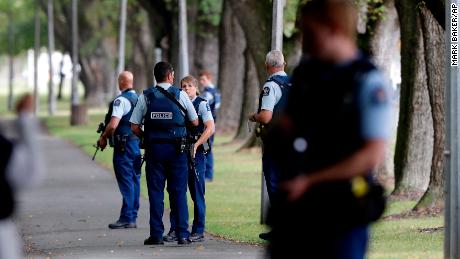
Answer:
[{"xmin": 97, "ymin": 136, "xmax": 107, "ymax": 150}]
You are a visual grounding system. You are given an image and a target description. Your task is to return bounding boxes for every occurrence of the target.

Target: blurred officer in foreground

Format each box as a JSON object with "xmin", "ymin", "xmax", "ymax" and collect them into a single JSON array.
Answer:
[
  {"xmin": 130, "ymin": 62, "xmax": 198, "ymax": 245},
  {"xmin": 248, "ymin": 50, "xmax": 290, "ymax": 241},
  {"xmin": 0, "ymin": 94, "xmax": 44, "ymax": 259},
  {"xmin": 165, "ymin": 76, "xmax": 215, "ymax": 243},
  {"xmin": 97, "ymin": 71, "xmax": 141, "ymax": 229},
  {"xmin": 267, "ymin": 0, "xmax": 392, "ymax": 258},
  {"xmin": 198, "ymin": 71, "xmax": 220, "ymax": 181}
]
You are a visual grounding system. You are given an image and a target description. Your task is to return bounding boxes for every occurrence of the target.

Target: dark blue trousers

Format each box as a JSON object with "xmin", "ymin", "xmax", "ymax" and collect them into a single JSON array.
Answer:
[
  {"xmin": 205, "ymin": 135, "xmax": 214, "ymax": 181},
  {"xmin": 170, "ymin": 150, "xmax": 206, "ymax": 234},
  {"xmin": 145, "ymin": 144, "xmax": 189, "ymax": 239},
  {"xmin": 262, "ymin": 150, "xmax": 280, "ymax": 204},
  {"xmin": 113, "ymin": 139, "xmax": 141, "ymax": 223}
]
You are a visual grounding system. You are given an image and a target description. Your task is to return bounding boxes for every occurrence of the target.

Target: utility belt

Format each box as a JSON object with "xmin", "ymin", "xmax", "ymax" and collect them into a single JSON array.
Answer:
[
  {"xmin": 187, "ymin": 133, "xmax": 211, "ymax": 154},
  {"xmin": 111, "ymin": 134, "xmax": 139, "ymax": 153},
  {"xmin": 145, "ymin": 137, "xmax": 187, "ymax": 154},
  {"xmin": 255, "ymin": 123, "xmax": 268, "ymax": 139}
]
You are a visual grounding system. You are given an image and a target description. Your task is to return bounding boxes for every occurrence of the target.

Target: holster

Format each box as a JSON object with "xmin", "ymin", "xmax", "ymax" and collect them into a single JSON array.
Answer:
[
  {"xmin": 114, "ymin": 135, "xmax": 128, "ymax": 152},
  {"xmin": 177, "ymin": 137, "xmax": 187, "ymax": 154}
]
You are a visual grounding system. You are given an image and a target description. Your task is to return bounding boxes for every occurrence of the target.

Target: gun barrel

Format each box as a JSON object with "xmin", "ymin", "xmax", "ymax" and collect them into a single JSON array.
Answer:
[{"xmin": 92, "ymin": 147, "xmax": 99, "ymax": 161}]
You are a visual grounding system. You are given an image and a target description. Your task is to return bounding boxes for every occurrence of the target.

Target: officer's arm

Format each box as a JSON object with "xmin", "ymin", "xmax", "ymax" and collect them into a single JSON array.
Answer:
[
  {"xmin": 253, "ymin": 110, "xmax": 273, "ymax": 124},
  {"xmin": 181, "ymin": 91, "xmax": 199, "ymax": 126},
  {"xmin": 131, "ymin": 124, "xmax": 143, "ymax": 138},
  {"xmin": 196, "ymin": 103, "xmax": 215, "ymax": 147},
  {"xmin": 101, "ymin": 117, "xmax": 121, "ymax": 139},
  {"xmin": 129, "ymin": 94, "xmax": 146, "ymax": 138},
  {"xmin": 189, "ymin": 119, "xmax": 199, "ymax": 126},
  {"xmin": 283, "ymin": 140, "xmax": 386, "ymax": 201}
]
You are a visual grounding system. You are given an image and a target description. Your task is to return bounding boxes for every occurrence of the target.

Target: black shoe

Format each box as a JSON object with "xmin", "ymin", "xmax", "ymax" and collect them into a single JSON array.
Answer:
[
  {"xmin": 259, "ymin": 231, "xmax": 272, "ymax": 241},
  {"xmin": 177, "ymin": 237, "xmax": 192, "ymax": 245},
  {"xmin": 189, "ymin": 233, "xmax": 205, "ymax": 242},
  {"xmin": 144, "ymin": 236, "xmax": 164, "ymax": 245},
  {"xmin": 163, "ymin": 230, "xmax": 178, "ymax": 242},
  {"xmin": 108, "ymin": 221, "xmax": 137, "ymax": 229}
]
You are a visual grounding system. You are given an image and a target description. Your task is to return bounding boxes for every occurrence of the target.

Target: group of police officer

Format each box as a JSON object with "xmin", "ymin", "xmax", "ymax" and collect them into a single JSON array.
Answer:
[
  {"xmin": 97, "ymin": 0, "xmax": 392, "ymax": 257},
  {"xmin": 98, "ymin": 63, "xmax": 219, "ymax": 245}
]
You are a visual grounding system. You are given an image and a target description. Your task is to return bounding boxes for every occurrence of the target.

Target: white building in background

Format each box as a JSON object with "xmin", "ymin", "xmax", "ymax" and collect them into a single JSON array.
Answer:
[
  {"xmin": 25, "ymin": 49, "xmax": 73, "ymax": 94},
  {"xmin": 0, "ymin": 49, "xmax": 74, "ymax": 95}
]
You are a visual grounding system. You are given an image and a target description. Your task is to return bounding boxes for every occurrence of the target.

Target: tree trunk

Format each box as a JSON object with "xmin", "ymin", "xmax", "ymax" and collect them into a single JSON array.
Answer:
[
  {"xmin": 34, "ymin": 1, "xmax": 40, "ymax": 115},
  {"xmin": 7, "ymin": 0, "xmax": 14, "ymax": 112},
  {"xmin": 216, "ymin": 0, "xmax": 246, "ymax": 134},
  {"xmin": 44, "ymin": 0, "xmax": 118, "ymax": 107},
  {"xmin": 229, "ymin": 0, "xmax": 271, "ymax": 148},
  {"xmin": 414, "ymin": 5, "xmax": 445, "ymax": 210},
  {"xmin": 47, "ymin": 0, "xmax": 56, "ymax": 115},
  {"xmin": 235, "ymin": 49, "xmax": 260, "ymax": 140},
  {"xmin": 393, "ymin": 0, "xmax": 433, "ymax": 195},
  {"xmin": 127, "ymin": 5, "xmax": 155, "ymax": 92},
  {"xmin": 228, "ymin": 0, "xmax": 271, "ymax": 85},
  {"xmin": 368, "ymin": 0, "xmax": 400, "ymax": 182}
]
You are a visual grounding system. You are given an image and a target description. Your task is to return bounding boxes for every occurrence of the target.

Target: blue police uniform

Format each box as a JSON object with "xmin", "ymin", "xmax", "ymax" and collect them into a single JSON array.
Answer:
[
  {"xmin": 257, "ymin": 71, "xmax": 290, "ymax": 205},
  {"xmin": 168, "ymin": 96, "xmax": 213, "ymax": 239},
  {"xmin": 268, "ymin": 54, "xmax": 393, "ymax": 259},
  {"xmin": 201, "ymin": 86, "xmax": 220, "ymax": 181},
  {"xmin": 108, "ymin": 90, "xmax": 142, "ymax": 225},
  {"xmin": 130, "ymin": 83, "xmax": 198, "ymax": 241}
]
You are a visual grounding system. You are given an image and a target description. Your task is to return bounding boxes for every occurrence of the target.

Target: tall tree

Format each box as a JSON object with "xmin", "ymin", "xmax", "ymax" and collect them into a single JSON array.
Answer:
[
  {"xmin": 34, "ymin": 0, "xmax": 40, "ymax": 115},
  {"xmin": 414, "ymin": 3, "xmax": 445, "ymax": 210},
  {"xmin": 126, "ymin": 3, "xmax": 155, "ymax": 92},
  {"xmin": 7, "ymin": 0, "xmax": 14, "ymax": 112},
  {"xmin": 47, "ymin": 0, "xmax": 56, "ymax": 115},
  {"xmin": 393, "ymin": 0, "xmax": 433, "ymax": 195},
  {"xmin": 216, "ymin": 0, "xmax": 246, "ymax": 134},
  {"xmin": 43, "ymin": 0, "xmax": 119, "ymax": 106},
  {"xmin": 228, "ymin": 0, "xmax": 272, "ymax": 148},
  {"xmin": 116, "ymin": 0, "xmax": 127, "ymax": 75},
  {"xmin": 365, "ymin": 0, "xmax": 401, "ymax": 181}
]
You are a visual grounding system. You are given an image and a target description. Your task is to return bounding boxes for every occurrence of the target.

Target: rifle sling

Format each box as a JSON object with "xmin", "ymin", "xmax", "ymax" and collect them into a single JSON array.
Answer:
[{"xmin": 155, "ymin": 86, "xmax": 188, "ymax": 116}]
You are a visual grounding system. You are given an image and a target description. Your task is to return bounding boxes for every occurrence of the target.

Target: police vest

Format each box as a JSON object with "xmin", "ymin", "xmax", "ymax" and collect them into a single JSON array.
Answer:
[
  {"xmin": 288, "ymin": 57, "xmax": 376, "ymax": 175},
  {"xmin": 105, "ymin": 89, "xmax": 138, "ymax": 137},
  {"xmin": 203, "ymin": 87, "xmax": 220, "ymax": 120},
  {"xmin": 190, "ymin": 96, "xmax": 206, "ymax": 135},
  {"xmin": 258, "ymin": 74, "xmax": 291, "ymax": 115},
  {"xmin": 143, "ymin": 86, "xmax": 187, "ymax": 142},
  {"xmin": 0, "ymin": 134, "xmax": 14, "ymax": 219},
  {"xmin": 272, "ymin": 56, "xmax": 383, "ymax": 230}
]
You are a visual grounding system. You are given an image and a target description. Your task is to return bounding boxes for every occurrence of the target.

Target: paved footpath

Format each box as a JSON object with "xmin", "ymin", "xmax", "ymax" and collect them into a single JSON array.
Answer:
[{"xmin": 14, "ymin": 129, "xmax": 265, "ymax": 259}]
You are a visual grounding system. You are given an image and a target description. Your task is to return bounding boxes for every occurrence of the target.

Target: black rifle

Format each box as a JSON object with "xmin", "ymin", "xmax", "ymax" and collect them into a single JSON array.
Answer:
[
  {"xmin": 187, "ymin": 142, "xmax": 199, "ymax": 182},
  {"xmin": 92, "ymin": 122, "xmax": 106, "ymax": 161}
]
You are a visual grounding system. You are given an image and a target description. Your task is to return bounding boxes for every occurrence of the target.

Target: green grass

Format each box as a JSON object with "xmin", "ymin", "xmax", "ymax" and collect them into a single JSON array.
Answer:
[{"xmin": 40, "ymin": 112, "xmax": 443, "ymax": 257}]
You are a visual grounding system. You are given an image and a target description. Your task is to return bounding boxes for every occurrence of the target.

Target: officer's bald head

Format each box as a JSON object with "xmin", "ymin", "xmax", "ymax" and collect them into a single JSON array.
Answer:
[{"xmin": 118, "ymin": 71, "xmax": 133, "ymax": 91}]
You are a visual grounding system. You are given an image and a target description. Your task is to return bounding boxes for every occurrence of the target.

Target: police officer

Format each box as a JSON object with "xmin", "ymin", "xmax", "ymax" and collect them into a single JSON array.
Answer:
[
  {"xmin": 0, "ymin": 94, "xmax": 43, "ymax": 259},
  {"xmin": 130, "ymin": 62, "xmax": 198, "ymax": 245},
  {"xmin": 97, "ymin": 71, "xmax": 141, "ymax": 229},
  {"xmin": 268, "ymin": 1, "xmax": 393, "ymax": 258},
  {"xmin": 248, "ymin": 50, "xmax": 290, "ymax": 241},
  {"xmin": 198, "ymin": 71, "xmax": 220, "ymax": 181},
  {"xmin": 164, "ymin": 76, "xmax": 215, "ymax": 243}
]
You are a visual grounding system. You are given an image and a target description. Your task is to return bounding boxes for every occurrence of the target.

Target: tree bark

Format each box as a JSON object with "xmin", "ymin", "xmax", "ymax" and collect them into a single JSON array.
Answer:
[
  {"xmin": 216, "ymin": 0, "xmax": 246, "ymax": 134},
  {"xmin": 368, "ymin": 0, "xmax": 400, "ymax": 182},
  {"xmin": 414, "ymin": 5, "xmax": 446, "ymax": 210},
  {"xmin": 44, "ymin": 0, "xmax": 118, "ymax": 107},
  {"xmin": 229, "ymin": 0, "xmax": 272, "ymax": 148},
  {"xmin": 47, "ymin": 0, "xmax": 56, "ymax": 115},
  {"xmin": 7, "ymin": 0, "xmax": 14, "ymax": 112},
  {"xmin": 126, "ymin": 5, "xmax": 155, "ymax": 92},
  {"xmin": 235, "ymin": 49, "xmax": 260, "ymax": 140},
  {"xmin": 393, "ymin": 0, "xmax": 433, "ymax": 195}
]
